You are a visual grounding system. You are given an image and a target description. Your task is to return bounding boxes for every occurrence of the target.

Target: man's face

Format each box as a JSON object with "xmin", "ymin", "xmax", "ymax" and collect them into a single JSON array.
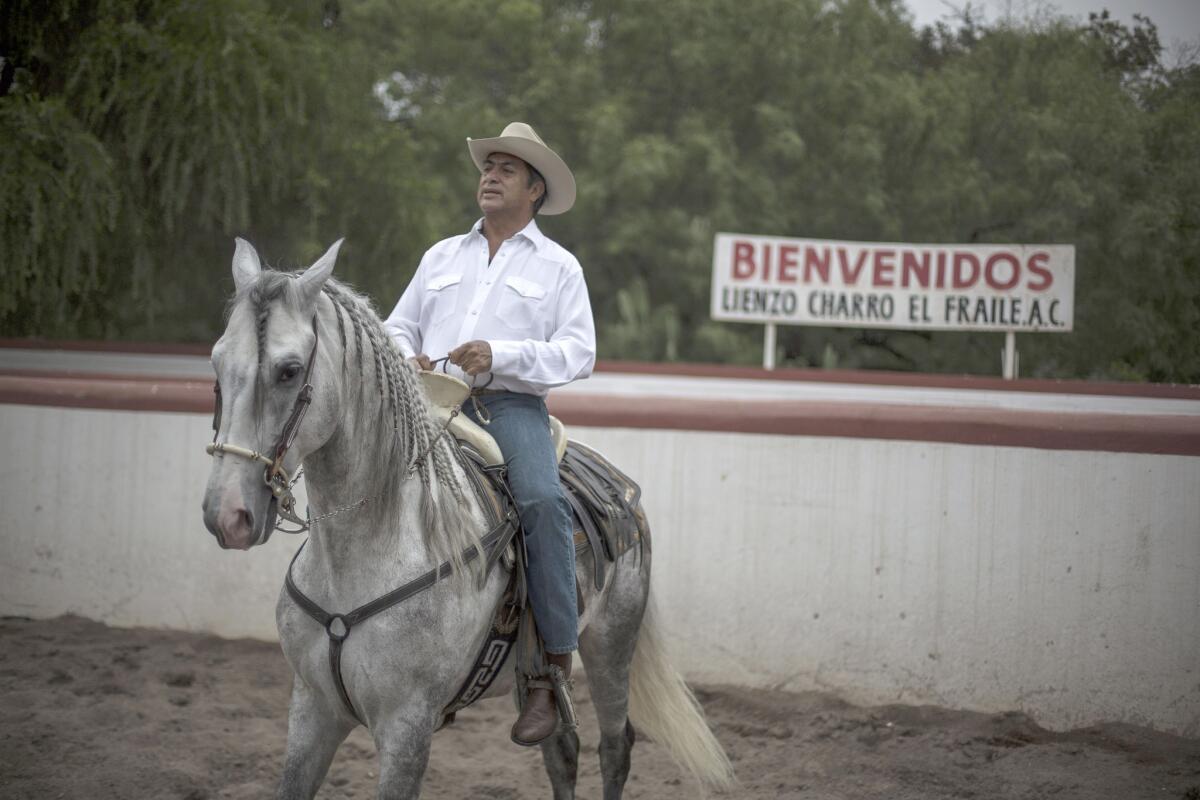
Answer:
[{"xmin": 477, "ymin": 152, "xmax": 544, "ymax": 217}]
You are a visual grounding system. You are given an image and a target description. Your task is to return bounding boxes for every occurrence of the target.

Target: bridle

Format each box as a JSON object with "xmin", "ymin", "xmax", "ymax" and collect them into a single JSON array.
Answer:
[
  {"xmin": 204, "ymin": 317, "xmax": 468, "ymax": 539},
  {"xmin": 206, "ymin": 317, "xmax": 321, "ymax": 536}
]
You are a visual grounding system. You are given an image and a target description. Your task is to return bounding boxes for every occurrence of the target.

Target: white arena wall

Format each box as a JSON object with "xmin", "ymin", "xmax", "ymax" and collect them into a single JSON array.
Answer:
[{"xmin": 1, "ymin": 362, "xmax": 1199, "ymax": 738}]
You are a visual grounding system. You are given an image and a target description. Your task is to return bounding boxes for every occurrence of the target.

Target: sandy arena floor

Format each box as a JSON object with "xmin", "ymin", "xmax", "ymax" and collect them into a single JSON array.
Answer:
[{"xmin": 1, "ymin": 615, "xmax": 1197, "ymax": 799}]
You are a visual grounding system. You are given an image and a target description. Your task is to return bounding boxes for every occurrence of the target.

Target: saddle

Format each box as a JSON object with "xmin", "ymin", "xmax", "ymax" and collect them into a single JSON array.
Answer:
[
  {"xmin": 422, "ymin": 372, "xmax": 566, "ymax": 466},
  {"xmin": 420, "ymin": 371, "xmax": 645, "ymax": 590}
]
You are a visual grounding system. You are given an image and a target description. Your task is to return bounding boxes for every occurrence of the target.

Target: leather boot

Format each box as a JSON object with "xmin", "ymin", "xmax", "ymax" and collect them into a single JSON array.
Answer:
[{"xmin": 511, "ymin": 651, "xmax": 573, "ymax": 746}]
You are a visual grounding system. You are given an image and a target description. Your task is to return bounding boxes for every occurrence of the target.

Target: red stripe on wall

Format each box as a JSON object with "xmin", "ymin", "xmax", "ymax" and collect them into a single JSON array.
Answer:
[
  {"xmin": 3, "ymin": 338, "xmax": 1197, "ymax": 400},
  {"xmin": 0, "ymin": 375, "xmax": 211, "ymax": 413},
  {"xmin": 546, "ymin": 393, "xmax": 1200, "ymax": 456},
  {"xmin": 594, "ymin": 360, "xmax": 1200, "ymax": 400},
  {"xmin": 2, "ymin": 373, "xmax": 1197, "ymax": 456}
]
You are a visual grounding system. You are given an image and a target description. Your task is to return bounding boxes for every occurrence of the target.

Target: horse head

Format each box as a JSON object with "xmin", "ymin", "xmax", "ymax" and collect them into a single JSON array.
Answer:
[{"xmin": 201, "ymin": 238, "xmax": 343, "ymax": 550}]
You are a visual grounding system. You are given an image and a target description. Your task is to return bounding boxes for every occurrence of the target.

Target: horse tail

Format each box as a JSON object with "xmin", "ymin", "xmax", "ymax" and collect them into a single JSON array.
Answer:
[{"xmin": 627, "ymin": 599, "xmax": 736, "ymax": 792}]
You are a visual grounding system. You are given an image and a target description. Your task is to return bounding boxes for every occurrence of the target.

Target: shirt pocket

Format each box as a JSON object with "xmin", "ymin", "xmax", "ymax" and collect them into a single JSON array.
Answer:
[
  {"xmin": 496, "ymin": 275, "xmax": 548, "ymax": 331},
  {"xmin": 424, "ymin": 273, "xmax": 462, "ymax": 325}
]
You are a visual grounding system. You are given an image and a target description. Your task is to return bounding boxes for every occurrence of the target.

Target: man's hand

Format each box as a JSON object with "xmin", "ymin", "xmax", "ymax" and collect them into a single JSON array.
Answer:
[
  {"xmin": 408, "ymin": 354, "xmax": 434, "ymax": 371},
  {"xmin": 449, "ymin": 340, "xmax": 492, "ymax": 376}
]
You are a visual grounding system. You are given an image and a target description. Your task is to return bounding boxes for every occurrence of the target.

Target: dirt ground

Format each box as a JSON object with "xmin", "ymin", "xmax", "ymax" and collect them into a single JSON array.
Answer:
[{"xmin": 1, "ymin": 616, "xmax": 1198, "ymax": 800}]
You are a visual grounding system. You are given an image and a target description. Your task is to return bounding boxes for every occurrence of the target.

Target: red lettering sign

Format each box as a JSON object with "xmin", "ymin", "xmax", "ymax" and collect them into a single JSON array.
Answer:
[
  {"xmin": 778, "ymin": 245, "xmax": 799, "ymax": 282},
  {"xmin": 901, "ymin": 251, "xmax": 929, "ymax": 288},
  {"xmin": 732, "ymin": 241, "xmax": 754, "ymax": 280},
  {"xmin": 805, "ymin": 247, "xmax": 830, "ymax": 283},
  {"xmin": 984, "ymin": 253, "xmax": 1020, "ymax": 291},
  {"xmin": 872, "ymin": 249, "xmax": 895, "ymax": 288},
  {"xmin": 952, "ymin": 252, "xmax": 980, "ymax": 289},
  {"xmin": 837, "ymin": 248, "xmax": 869, "ymax": 285},
  {"xmin": 1027, "ymin": 252, "xmax": 1054, "ymax": 291}
]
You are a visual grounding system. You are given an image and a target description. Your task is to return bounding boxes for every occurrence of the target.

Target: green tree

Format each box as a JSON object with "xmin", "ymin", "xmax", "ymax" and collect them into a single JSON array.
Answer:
[{"xmin": 2, "ymin": 0, "xmax": 1196, "ymax": 382}]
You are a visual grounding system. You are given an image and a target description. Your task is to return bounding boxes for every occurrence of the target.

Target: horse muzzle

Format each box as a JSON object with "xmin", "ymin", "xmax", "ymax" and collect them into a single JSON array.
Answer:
[
  {"xmin": 202, "ymin": 485, "xmax": 275, "ymax": 550},
  {"xmin": 213, "ymin": 506, "xmax": 256, "ymax": 550}
]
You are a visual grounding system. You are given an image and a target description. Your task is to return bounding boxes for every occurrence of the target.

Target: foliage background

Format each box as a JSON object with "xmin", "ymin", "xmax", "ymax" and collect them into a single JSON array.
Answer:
[{"xmin": 2, "ymin": 0, "xmax": 1197, "ymax": 381}]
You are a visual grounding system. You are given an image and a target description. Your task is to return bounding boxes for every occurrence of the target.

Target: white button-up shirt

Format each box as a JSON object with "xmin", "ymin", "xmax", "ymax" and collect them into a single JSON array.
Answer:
[{"xmin": 383, "ymin": 218, "xmax": 596, "ymax": 397}]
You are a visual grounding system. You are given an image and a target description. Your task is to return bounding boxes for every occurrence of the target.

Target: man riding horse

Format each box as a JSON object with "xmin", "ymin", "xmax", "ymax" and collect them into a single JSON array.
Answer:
[{"xmin": 383, "ymin": 122, "xmax": 593, "ymax": 746}]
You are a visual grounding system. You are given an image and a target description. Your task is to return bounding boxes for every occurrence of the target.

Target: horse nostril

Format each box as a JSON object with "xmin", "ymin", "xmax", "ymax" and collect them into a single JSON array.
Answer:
[{"xmin": 240, "ymin": 508, "xmax": 254, "ymax": 533}]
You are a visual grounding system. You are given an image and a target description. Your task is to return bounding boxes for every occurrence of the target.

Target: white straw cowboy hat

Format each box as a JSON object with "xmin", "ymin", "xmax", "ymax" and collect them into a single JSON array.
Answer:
[{"xmin": 467, "ymin": 122, "xmax": 576, "ymax": 215}]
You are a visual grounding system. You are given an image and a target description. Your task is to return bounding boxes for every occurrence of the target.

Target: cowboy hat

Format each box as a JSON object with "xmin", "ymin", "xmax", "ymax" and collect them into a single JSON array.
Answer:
[{"xmin": 467, "ymin": 122, "xmax": 576, "ymax": 215}]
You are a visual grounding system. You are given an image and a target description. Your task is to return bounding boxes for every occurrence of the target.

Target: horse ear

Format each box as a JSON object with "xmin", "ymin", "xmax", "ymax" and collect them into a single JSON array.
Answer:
[
  {"xmin": 232, "ymin": 238, "xmax": 262, "ymax": 291},
  {"xmin": 297, "ymin": 238, "xmax": 343, "ymax": 304}
]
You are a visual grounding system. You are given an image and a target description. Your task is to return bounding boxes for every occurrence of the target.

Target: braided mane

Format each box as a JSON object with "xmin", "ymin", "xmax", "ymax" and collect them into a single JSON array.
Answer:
[{"xmin": 236, "ymin": 270, "xmax": 482, "ymax": 576}]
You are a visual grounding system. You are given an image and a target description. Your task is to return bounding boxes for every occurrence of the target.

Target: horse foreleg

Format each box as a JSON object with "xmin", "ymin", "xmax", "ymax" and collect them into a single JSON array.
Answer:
[
  {"xmin": 372, "ymin": 708, "xmax": 438, "ymax": 800},
  {"xmin": 540, "ymin": 726, "xmax": 581, "ymax": 799},
  {"xmin": 277, "ymin": 677, "xmax": 355, "ymax": 800}
]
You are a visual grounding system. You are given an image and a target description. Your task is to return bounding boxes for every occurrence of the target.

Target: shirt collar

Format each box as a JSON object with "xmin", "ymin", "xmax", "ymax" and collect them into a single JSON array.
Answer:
[{"xmin": 470, "ymin": 217, "xmax": 547, "ymax": 252}]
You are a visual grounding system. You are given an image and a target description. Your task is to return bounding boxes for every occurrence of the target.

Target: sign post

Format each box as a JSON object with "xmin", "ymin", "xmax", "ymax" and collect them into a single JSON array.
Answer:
[
  {"xmin": 763, "ymin": 322, "xmax": 777, "ymax": 370},
  {"xmin": 711, "ymin": 234, "xmax": 1075, "ymax": 378},
  {"xmin": 1003, "ymin": 330, "xmax": 1017, "ymax": 380}
]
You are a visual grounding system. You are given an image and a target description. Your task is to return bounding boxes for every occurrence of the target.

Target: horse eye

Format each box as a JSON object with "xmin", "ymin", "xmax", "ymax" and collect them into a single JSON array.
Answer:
[{"xmin": 278, "ymin": 364, "xmax": 302, "ymax": 384}]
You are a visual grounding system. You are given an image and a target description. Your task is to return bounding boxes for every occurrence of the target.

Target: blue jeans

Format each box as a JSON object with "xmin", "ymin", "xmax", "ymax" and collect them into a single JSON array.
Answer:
[{"xmin": 463, "ymin": 392, "xmax": 578, "ymax": 654}]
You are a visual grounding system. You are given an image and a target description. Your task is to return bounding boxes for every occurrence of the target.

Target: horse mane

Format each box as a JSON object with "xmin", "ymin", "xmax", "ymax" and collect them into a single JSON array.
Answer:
[{"xmin": 235, "ymin": 269, "xmax": 483, "ymax": 578}]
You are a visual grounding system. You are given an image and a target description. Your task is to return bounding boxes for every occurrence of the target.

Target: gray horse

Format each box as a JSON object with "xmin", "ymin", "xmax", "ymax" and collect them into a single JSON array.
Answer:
[{"xmin": 201, "ymin": 239, "xmax": 734, "ymax": 799}]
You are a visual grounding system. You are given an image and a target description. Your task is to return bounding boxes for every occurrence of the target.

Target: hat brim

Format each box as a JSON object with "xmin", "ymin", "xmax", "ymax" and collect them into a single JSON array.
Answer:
[{"xmin": 467, "ymin": 136, "xmax": 576, "ymax": 215}]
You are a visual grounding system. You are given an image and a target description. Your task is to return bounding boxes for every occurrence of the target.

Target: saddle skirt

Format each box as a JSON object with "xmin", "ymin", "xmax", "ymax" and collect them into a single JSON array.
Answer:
[{"xmin": 420, "ymin": 372, "xmax": 566, "ymax": 466}]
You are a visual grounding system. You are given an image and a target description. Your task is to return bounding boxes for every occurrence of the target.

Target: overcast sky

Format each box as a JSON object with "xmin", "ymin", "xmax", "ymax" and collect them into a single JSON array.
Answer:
[{"xmin": 902, "ymin": 0, "xmax": 1200, "ymax": 51}]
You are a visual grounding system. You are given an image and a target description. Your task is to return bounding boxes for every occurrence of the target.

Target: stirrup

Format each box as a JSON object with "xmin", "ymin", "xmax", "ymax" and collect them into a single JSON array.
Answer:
[{"xmin": 525, "ymin": 665, "xmax": 578, "ymax": 731}]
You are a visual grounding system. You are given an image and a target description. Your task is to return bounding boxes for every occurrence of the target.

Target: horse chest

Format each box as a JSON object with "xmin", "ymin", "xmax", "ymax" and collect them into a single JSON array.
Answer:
[{"xmin": 275, "ymin": 580, "xmax": 501, "ymax": 721}]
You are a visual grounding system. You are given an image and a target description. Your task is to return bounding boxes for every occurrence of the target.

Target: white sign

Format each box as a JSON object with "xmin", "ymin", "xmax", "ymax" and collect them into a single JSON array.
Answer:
[{"xmin": 711, "ymin": 233, "xmax": 1075, "ymax": 332}]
